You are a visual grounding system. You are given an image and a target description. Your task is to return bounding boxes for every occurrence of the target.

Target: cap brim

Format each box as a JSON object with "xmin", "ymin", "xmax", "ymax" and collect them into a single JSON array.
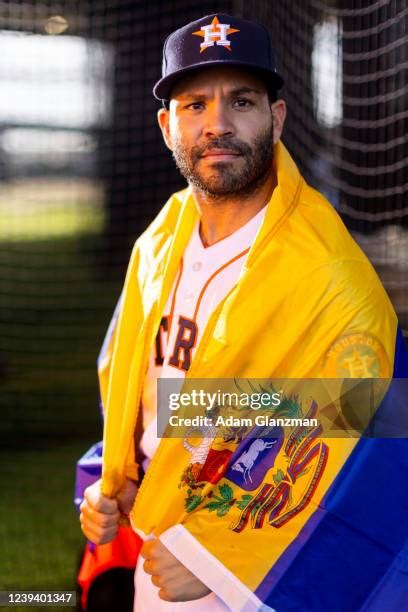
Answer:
[{"xmin": 153, "ymin": 60, "xmax": 284, "ymax": 100}]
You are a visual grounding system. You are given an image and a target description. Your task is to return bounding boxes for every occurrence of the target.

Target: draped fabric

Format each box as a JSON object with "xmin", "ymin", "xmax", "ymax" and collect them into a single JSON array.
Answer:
[{"xmin": 100, "ymin": 141, "xmax": 407, "ymax": 610}]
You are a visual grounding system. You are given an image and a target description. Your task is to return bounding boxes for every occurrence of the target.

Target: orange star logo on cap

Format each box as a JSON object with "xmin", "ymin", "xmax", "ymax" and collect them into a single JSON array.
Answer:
[{"xmin": 193, "ymin": 16, "xmax": 240, "ymax": 53}]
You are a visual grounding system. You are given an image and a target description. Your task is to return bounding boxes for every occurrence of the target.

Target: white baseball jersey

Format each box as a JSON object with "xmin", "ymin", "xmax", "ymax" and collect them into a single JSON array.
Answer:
[
  {"xmin": 134, "ymin": 206, "xmax": 266, "ymax": 612},
  {"xmin": 139, "ymin": 205, "xmax": 267, "ymax": 462}
]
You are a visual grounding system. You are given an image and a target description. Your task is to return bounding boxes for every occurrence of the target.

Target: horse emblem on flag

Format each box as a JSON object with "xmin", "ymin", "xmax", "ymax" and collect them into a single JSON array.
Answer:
[{"xmin": 178, "ymin": 389, "xmax": 329, "ymax": 531}]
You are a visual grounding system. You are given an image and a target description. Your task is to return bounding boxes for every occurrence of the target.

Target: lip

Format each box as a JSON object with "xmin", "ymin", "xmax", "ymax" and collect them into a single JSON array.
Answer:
[{"xmin": 201, "ymin": 150, "xmax": 241, "ymax": 160}]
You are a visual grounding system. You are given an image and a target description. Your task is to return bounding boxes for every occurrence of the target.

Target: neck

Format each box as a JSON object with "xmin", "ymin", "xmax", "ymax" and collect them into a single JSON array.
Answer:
[{"xmin": 192, "ymin": 170, "xmax": 276, "ymax": 247}]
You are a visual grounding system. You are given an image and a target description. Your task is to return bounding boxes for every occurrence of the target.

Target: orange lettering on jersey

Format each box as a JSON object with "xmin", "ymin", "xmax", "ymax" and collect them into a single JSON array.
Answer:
[
  {"xmin": 155, "ymin": 316, "xmax": 169, "ymax": 366},
  {"xmin": 169, "ymin": 316, "xmax": 197, "ymax": 371}
]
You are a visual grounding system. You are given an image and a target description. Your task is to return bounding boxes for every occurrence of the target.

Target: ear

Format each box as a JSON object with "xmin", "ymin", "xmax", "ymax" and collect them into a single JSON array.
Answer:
[
  {"xmin": 157, "ymin": 108, "xmax": 173, "ymax": 151},
  {"xmin": 271, "ymin": 99, "xmax": 287, "ymax": 144}
]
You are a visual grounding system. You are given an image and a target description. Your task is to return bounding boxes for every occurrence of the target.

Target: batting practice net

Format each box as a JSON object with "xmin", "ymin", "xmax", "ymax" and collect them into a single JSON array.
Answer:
[
  {"xmin": 0, "ymin": 0, "xmax": 407, "ymax": 435},
  {"xmin": 0, "ymin": 0, "xmax": 407, "ymax": 599}
]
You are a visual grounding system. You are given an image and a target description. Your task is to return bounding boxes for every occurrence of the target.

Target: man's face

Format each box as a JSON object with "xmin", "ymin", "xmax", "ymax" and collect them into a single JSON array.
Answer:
[{"xmin": 158, "ymin": 67, "xmax": 285, "ymax": 198}]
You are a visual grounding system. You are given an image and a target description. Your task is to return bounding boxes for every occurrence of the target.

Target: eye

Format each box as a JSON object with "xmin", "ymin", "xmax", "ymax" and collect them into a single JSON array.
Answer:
[
  {"xmin": 232, "ymin": 98, "xmax": 254, "ymax": 109},
  {"xmin": 185, "ymin": 101, "xmax": 205, "ymax": 111}
]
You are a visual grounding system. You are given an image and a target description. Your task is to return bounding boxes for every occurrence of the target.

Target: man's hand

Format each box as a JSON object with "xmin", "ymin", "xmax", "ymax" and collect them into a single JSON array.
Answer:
[
  {"xmin": 79, "ymin": 478, "xmax": 138, "ymax": 545},
  {"xmin": 141, "ymin": 538, "xmax": 211, "ymax": 602}
]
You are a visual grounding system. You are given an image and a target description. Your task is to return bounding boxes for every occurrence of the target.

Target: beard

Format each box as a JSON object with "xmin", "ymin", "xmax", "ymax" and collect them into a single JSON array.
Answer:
[{"xmin": 172, "ymin": 121, "xmax": 274, "ymax": 198}]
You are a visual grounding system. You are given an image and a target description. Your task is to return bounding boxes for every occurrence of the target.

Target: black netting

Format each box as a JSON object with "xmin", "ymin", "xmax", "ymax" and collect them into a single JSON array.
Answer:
[
  {"xmin": 0, "ymin": 0, "xmax": 407, "ymax": 593},
  {"xmin": 1, "ymin": 0, "xmax": 407, "ymax": 440},
  {"xmin": 246, "ymin": 0, "xmax": 408, "ymax": 327}
]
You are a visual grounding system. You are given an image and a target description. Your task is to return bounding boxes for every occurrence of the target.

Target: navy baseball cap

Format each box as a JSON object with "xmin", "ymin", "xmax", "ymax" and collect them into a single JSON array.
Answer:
[{"xmin": 153, "ymin": 13, "xmax": 284, "ymax": 101}]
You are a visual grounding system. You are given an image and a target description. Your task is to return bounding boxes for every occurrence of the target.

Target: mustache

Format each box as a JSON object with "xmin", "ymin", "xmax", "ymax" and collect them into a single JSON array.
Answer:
[{"xmin": 192, "ymin": 138, "xmax": 252, "ymax": 159}]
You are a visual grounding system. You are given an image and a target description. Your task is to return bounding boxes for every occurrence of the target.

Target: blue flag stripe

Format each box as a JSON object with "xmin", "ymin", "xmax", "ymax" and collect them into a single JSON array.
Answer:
[{"xmin": 256, "ymin": 326, "xmax": 408, "ymax": 611}]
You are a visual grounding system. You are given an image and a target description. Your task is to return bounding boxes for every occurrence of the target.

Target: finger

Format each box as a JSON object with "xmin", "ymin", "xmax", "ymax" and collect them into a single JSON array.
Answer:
[
  {"xmin": 84, "ymin": 481, "xmax": 118, "ymax": 514},
  {"xmin": 80, "ymin": 513, "xmax": 118, "ymax": 544},
  {"xmin": 117, "ymin": 479, "xmax": 138, "ymax": 515},
  {"xmin": 79, "ymin": 503, "xmax": 120, "ymax": 544},
  {"xmin": 141, "ymin": 539, "xmax": 180, "ymax": 572},
  {"xmin": 80, "ymin": 510, "xmax": 118, "ymax": 542},
  {"xmin": 82, "ymin": 525, "xmax": 118, "ymax": 545},
  {"xmin": 150, "ymin": 541, "xmax": 182, "ymax": 571},
  {"xmin": 158, "ymin": 588, "xmax": 173, "ymax": 602},
  {"xmin": 140, "ymin": 539, "xmax": 156, "ymax": 559},
  {"xmin": 80, "ymin": 502, "xmax": 120, "ymax": 529},
  {"xmin": 150, "ymin": 575, "xmax": 162, "ymax": 588},
  {"xmin": 142, "ymin": 558, "xmax": 155, "ymax": 575},
  {"xmin": 79, "ymin": 508, "xmax": 114, "ymax": 537},
  {"xmin": 142, "ymin": 557, "xmax": 181, "ymax": 580},
  {"xmin": 153, "ymin": 551, "xmax": 181, "ymax": 572}
]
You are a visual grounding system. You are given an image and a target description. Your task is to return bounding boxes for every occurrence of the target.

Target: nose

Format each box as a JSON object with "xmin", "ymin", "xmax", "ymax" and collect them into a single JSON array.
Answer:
[{"xmin": 202, "ymin": 100, "xmax": 234, "ymax": 139}]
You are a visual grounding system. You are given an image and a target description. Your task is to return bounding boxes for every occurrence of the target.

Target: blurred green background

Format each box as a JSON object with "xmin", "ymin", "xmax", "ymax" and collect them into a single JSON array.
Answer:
[
  {"xmin": 1, "ymin": 2, "xmax": 407, "ymax": 611},
  {"xmin": 0, "ymin": 199, "xmax": 120, "ymax": 606}
]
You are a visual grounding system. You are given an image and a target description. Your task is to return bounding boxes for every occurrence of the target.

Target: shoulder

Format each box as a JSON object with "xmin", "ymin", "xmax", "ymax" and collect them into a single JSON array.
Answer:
[
  {"xmin": 115, "ymin": 186, "xmax": 190, "ymax": 294},
  {"xmin": 275, "ymin": 176, "xmax": 384, "ymax": 291},
  {"xmin": 272, "ymin": 179, "xmax": 396, "ymax": 342},
  {"xmin": 297, "ymin": 183, "xmax": 366, "ymax": 264},
  {"xmin": 138, "ymin": 187, "xmax": 189, "ymax": 248},
  {"xmin": 126, "ymin": 187, "xmax": 189, "ymax": 264}
]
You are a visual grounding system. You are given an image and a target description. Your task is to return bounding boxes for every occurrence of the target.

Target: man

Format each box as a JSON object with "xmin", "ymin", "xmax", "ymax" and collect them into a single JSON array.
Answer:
[{"xmin": 80, "ymin": 14, "xmax": 407, "ymax": 611}]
